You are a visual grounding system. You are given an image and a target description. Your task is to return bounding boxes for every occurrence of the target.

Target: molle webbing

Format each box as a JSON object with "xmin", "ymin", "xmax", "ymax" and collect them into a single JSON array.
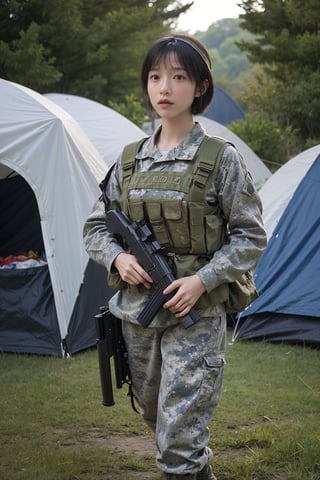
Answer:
[{"xmin": 121, "ymin": 135, "xmax": 230, "ymax": 210}]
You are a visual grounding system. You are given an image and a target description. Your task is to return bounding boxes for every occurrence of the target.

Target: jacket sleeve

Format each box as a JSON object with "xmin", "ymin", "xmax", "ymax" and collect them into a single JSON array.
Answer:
[
  {"xmin": 82, "ymin": 159, "xmax": 125, "ymax": 273},
  {"xmin": 197, "ymin": 145, "xmax": 267, "ymax": 293}
]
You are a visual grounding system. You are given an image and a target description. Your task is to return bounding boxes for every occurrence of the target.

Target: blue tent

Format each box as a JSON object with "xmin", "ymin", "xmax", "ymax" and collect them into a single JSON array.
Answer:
[
  {"xmin": 233, "ymin": 146, "xmax": 320, "ymax": 346},
  {"xmin": 204, "ymin": 85, "xmax": 245, "ymax": 126}
]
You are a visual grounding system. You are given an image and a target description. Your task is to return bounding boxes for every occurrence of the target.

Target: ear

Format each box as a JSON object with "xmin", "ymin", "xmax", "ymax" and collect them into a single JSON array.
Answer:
[{"xmin": 195, "ymin": 79, "xmax": 209, "ymax": 98}]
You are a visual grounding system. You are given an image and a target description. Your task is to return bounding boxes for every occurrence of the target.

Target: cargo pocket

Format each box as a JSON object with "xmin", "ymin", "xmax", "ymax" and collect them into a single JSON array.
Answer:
[{"xmin": 198, "ymin": 354, "xmax": 225, "ymax": 408}]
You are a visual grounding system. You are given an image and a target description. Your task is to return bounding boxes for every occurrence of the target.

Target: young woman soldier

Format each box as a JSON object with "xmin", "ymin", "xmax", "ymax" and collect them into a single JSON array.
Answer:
[{"xmin": 83, "ymin": 34, "xmax": 266, "ymax": 480}]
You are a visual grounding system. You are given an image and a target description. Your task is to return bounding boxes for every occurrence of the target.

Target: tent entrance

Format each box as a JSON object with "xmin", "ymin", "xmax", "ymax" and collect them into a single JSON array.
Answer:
[
  {"xmin": 0, "ymin": 173, "xmax": 61, "ymax": 355},
  {"xmin": 0, "ymin": 174, "xmax": 45, "ymax": 257}
]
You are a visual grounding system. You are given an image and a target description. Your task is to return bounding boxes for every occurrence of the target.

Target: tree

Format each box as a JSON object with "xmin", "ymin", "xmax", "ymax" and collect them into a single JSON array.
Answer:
[
  {"xmin": 229, "ymin": 112, "xmax": 300, "ymax": 171},
  {"xmin": 0, "ymin": 0, "xmax": 192, "ymax": 108},
  {"xmin": 237, "ymin": 0, "xmax": 320, "ymax": 146}
]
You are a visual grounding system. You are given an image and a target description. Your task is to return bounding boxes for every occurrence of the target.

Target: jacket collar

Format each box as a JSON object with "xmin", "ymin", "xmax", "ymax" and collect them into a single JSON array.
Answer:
[{"xmin": 136, "ymin": 121, "xmax": 206, "ymax": 162}]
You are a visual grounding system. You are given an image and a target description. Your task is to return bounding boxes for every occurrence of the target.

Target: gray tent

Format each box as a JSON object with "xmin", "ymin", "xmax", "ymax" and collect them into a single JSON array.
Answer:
[{"xmin": 44, "ymin": 93, "xmax": 145, "ymax": 167}]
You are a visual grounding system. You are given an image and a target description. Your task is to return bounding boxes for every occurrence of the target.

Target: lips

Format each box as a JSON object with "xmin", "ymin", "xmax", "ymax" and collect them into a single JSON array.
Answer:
[{"xmin": 158, "ymin": 99, "xmax": 173, "ymax": 105}]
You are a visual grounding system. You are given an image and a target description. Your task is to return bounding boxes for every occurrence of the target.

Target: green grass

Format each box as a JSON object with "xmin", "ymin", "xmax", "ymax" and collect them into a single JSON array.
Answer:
[{"xmin": 0, "ymin": 335, "xmax": 319, "ymax": 480}]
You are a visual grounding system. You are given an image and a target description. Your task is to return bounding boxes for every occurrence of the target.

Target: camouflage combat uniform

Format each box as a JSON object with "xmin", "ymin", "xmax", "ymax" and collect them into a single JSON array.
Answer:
[{"xmin": 83, "ymin": 122, "xmax": 266, "ymax": 476}]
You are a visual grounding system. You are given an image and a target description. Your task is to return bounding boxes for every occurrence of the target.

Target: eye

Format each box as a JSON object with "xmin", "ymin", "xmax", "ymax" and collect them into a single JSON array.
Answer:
[
  {"xmin": 174, "ymin": 74, "xmax": 186, "ymax": 80},
  {"xmin": 149, "ymin": 73, "xmax": 160, "ymax": 81}
]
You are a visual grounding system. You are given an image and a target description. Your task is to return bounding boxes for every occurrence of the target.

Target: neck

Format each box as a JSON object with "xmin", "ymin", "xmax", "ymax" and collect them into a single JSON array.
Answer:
[{"xmin": 157, "ymin": 115, "xmax": 194, "ymax": 150}]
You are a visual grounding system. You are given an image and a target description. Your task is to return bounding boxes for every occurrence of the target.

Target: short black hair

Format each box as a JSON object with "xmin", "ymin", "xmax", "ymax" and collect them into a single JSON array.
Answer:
[{"xmin": 141, "ymin": 34, "xmax": 214, "ymax": 115}]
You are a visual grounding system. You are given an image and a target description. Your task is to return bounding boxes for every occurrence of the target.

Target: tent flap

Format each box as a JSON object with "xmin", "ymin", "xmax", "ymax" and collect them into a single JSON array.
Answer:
[
  {"xmin": 0, "ymin": 266, "xmax": 61, "ymax": 355},
  {"xmin": 236, "ymin": 313, "xmax": 320, "ymax": 346}
]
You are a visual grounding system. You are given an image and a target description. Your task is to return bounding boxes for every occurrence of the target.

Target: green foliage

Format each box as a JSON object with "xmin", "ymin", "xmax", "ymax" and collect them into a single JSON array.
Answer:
[
  {"xmin": 228, "ymin": 112, "xmax": 300, "ymax": 170},
  {"xmin": 108, "ymin": 94, "xmax": 148, "ymax": 128},
  {"xmin": 196, "ymin": 3, "xmax": 320, "ymax": 162},
  {"xmin": 197, "ymin": 19, "xmax": 254, "ymax": 92},
  {"xmin": 0, "ymin": 0, "xmax": 192, "ymax": 104},
  {"xmin": 237, "ymin": 0, "xmax": 320, "ymax": 146},
  {"xmin": 0, "ymin": 21, "xmax": 62, "ymax": 89}
]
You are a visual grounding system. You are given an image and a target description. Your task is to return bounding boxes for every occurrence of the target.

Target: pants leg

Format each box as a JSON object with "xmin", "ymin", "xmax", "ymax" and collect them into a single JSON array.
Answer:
[
  {"xmin": 122, "ymin": 313, "xmax": 226, "ymax": 475},
  {"xmin": 122, "ymin": 321, "xmax": 163, "ymax": 430}
]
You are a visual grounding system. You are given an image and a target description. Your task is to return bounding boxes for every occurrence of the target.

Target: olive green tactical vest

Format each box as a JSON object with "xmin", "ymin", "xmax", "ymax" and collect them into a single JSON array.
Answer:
[{"xmin": 115, "ymin": 135, "xmax": 232, "ymax": 310}]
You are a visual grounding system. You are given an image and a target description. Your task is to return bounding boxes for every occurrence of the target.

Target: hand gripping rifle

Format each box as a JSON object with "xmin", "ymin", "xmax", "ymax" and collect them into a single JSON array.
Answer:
[
  {"xmin": 105, "ymin": 208, "xmax": 200, "ymax": 329},
  {"xmin": 95, "ymin": 306, "xmax": 137, "ymax": 410}
]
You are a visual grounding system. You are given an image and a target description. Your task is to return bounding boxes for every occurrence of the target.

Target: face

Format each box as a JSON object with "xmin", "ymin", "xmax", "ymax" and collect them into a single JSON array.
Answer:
[{"xmin": 147, "ymin": 53, "xmax": 201, "ymax": 120}]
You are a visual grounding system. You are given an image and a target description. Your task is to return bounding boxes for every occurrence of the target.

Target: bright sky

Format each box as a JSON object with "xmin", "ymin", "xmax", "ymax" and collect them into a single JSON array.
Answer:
[{"xmin": 177, "ymin": 0, "xmax": 243, "ymax": 33}]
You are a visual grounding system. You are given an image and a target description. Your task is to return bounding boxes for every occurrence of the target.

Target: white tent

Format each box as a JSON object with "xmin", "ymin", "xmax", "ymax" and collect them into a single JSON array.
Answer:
[
  {"xmin": 195, "ymin": 116, "xmax": 271, "ymax": 188},
  {"xmin": 44, "ymin": 93, "xmax": 145, "ymax": 167},
  {"xmin": 0, "ymin": 79, "xmax": 110, "ymax": 356}
]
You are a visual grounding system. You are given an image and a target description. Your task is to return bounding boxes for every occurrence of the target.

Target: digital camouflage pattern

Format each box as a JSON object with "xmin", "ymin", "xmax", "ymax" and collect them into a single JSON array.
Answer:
[{"xmin": 122, "ymin": 314, "xmax": 225, "ymax": 475}]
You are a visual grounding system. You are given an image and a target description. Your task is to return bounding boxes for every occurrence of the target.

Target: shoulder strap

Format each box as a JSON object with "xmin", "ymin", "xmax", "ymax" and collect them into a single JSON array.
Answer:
[
  {"xmin": 121, "ymin": 137, "xmax": 149, "ymax": 212},
  {"xmin": 122, "ymin": 137, "xmax": 148, "ymax": 182},
  {"xmin": 99, "ymin": 137, "xmax": 148, "ymax": 209},
  {"xmin": 190, "ymin": 135, "xmax": 231, "ymax": 203}
]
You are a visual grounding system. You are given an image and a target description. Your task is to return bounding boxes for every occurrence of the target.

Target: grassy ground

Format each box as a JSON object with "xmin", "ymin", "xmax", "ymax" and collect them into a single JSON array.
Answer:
[{"xmin": 0, "ymin": 334, "xmax": 319, "ymax": 480}]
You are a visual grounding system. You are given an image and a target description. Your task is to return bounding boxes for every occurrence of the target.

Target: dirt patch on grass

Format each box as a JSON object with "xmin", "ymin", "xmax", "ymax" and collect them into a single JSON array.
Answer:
[
  {"xmin": 86, "ymin": 429, "xmax": 159, "ymax": 480},
  {"xmin": 53, "ymin": 427, "xmax": 159, "ymax": 478},
  {"xmin": 84, "ymin": 428, "xmax": 157, "ymax": 457}
]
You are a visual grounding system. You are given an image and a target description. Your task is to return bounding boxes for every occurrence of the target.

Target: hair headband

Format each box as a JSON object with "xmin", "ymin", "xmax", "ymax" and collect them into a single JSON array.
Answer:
[{"xmin": 164, "ymin": 36, "xmax": 211, "ymax": 70}]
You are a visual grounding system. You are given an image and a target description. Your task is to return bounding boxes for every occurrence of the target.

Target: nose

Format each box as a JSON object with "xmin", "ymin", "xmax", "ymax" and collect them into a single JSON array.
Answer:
[{"xmin": 160, "ymin": 77, "xmax": 170, "ymax": 95}]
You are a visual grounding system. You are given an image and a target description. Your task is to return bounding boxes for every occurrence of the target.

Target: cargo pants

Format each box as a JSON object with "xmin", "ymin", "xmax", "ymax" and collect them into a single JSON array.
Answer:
[{"xmin": 122, "ymin": 313, "xmax": 226, "ymax": 475}]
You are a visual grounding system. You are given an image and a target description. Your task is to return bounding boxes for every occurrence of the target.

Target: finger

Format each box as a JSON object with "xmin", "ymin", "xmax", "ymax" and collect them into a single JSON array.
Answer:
[
  {"xmin": 163, "ymin": 294, "xmax": 180, "ymax": 310},
  {"xmin": 163, "ymin": 280, "xmax": 180, "ymax": 296},
  {"xmin": 175, "ymin": 305, "xmax": 191, "ymax": 318},
  {"xmin": 140, "ymin": 270, "xmax": 153, "ymax": 284}
]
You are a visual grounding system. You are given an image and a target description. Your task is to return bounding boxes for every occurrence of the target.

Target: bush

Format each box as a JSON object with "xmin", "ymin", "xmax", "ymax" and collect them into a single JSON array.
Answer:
[{"xmin": 228, "ymin": 112, "xmax": 301, "ymax": 171}]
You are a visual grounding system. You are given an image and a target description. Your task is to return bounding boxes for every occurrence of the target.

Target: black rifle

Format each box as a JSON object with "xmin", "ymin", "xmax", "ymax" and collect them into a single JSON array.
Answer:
[
  {"xmin": 95, "ymin": 306, "xmax": 132, "ymax": 407},
  {"xmin": 105, "ymin": 208, "xmax": 200, "ymax": 329}
]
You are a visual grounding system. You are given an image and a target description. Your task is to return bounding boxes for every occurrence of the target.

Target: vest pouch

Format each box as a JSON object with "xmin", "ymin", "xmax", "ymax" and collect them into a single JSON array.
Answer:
[
  {"xmin": 189, "ymin": 203, "xmax": 206, "ymax": 253},
  {"xmin": 145, "ymin": 202, "xmax": 170, "ymax": 247},
  {"xmin": 127, "ymin": 198, "xmax": 145, "ymax": 221},
  {"xmin": 225, "ymin": 269, "xmax": 258, "ymax": 313},
  {"xmin": 162, "ymin": 200, "xmax": 190, "ymax": 252}
]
